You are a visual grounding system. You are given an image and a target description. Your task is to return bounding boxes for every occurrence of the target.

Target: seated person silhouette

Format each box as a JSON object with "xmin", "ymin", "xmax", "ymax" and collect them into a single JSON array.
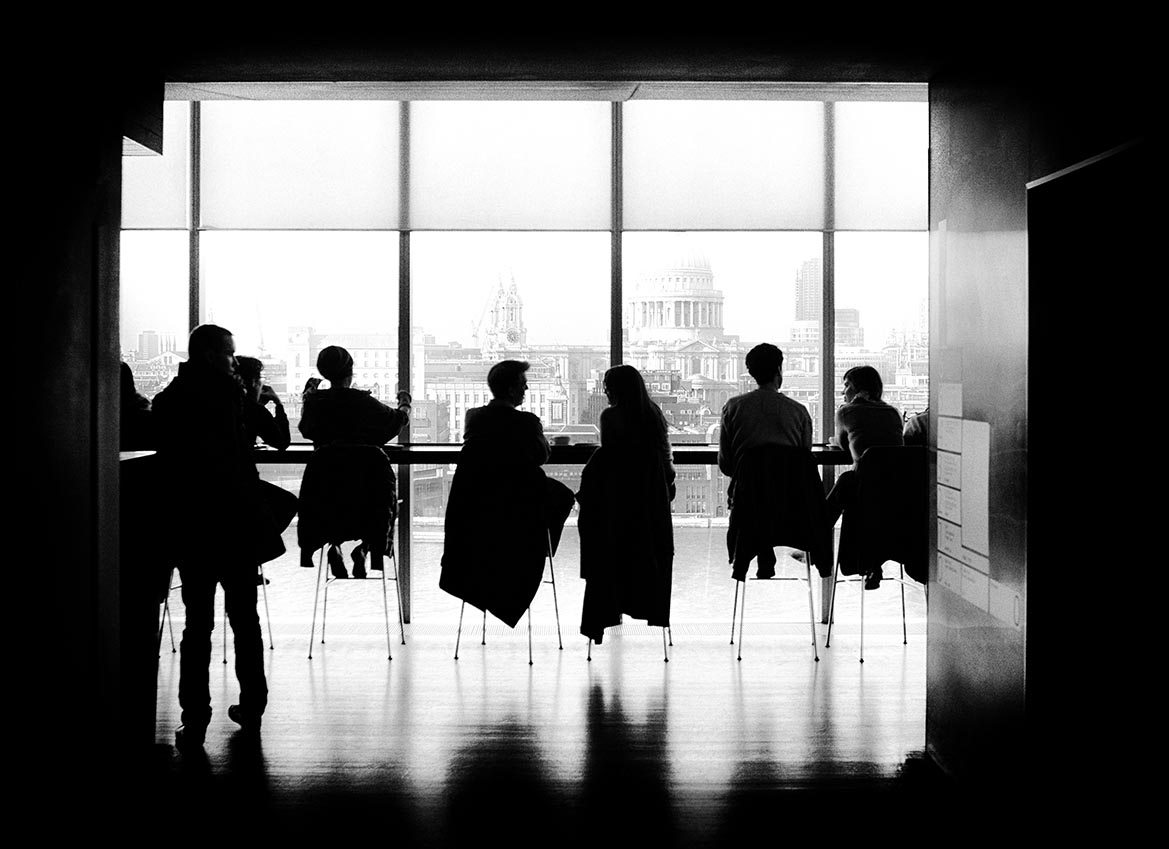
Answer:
[
  {"xmin": 718, "ymin": 343, "xmax": 823, "ymax": 579},
  {"xmin": 120, "ymin": 361, "xmax": 155, "ymax": 451},
  {"xmin": 297, "ymin": 345, "xmax": 411, "ymax": 579},
  {"xmin": 826, "ymin": 365, "xmax": 904, "ymax": 588},
  {"xmin": 439, "ymin": 359, "xmax": 575, "ymax": 628},
  {"xmin": 576, "ymin": 365, "xmax": 676, "ymax": 643},
  {"xmin": 236, "ymin": 355, "xmax": 298, "ymax": 584},
  {"xmin": 903, "ymin": 406, "xmax": 929, "ymax": 447}
]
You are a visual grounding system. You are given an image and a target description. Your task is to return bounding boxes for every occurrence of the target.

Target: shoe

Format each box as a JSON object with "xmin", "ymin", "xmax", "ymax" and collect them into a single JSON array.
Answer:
[
  {"xmin": 790, "ymin": 550, "xmax": 806, "ymax": 563},
  {"xmin": 756, "ymin": 550, "xmax": 777, "ymax": 580},
  {"xmin": 228, "ymin": 704, "xmax": 262, "ymax": 735},
  {"xmin": 864, "ymin": 567, "xmax": 883, "ymax": 590},
  {"xmin": 327, "ymin": 545, "xmax": 348, "ymax": 579},
  {"xmin": 300, "ymin": 549, "xmax": 316, "ymax": 569},
  {"xmin": 175, "ymin": 724, "xmax": 206, "ymax": 750},
  {"xmin": 351, "ymin": 544, "xmax": 367, "ymax": 580},
  {"xmin": 256, "ymin": 573, "xmax": 271, "ymax": 586}
]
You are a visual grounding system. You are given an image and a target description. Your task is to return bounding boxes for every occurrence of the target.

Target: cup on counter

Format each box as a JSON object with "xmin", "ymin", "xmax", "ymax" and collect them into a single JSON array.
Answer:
[{"xmin": 550, "ymin": 435, "xmax": 571, "ymax": 445}]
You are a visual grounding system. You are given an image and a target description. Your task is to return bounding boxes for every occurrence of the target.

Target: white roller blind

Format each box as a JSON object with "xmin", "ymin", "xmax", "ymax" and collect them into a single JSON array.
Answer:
[
  {"xmin": 122, "ymin": 101, "xmax": 190, "ymax": 229},
  {"xmin": 833, "ymin": 102, "xmax": 928, "ymax": 230},
  {"xmin": 623, "ymin": 101, "xmax": 825, "ymax": 230},
  {"xmin": 408, "ymin": 102, "xmax": 611, "ymax": 230},
  {"xmin": 200, "ymin": 102, "xmax": 400, "ymax": 229}
]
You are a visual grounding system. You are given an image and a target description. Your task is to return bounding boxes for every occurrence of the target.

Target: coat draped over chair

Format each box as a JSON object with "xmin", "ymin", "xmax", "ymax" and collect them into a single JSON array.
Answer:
[
  {"xmin": 576, "ymin": 445, "xmax": 675, "ymax": 643},
  {"xmin": 726, "ymin": 445, "xmax": 834, "ymax": 581},
  {"xmin": 439, "ymin": 444, "xmax": 576, "ymax": 629},
  {"xmin": 835, "ymin": 446, "xmax": 928, "ymax": 584},
  {"xmin": 297, "ymin": 443, "xmax": 397, "ymax": 571}
]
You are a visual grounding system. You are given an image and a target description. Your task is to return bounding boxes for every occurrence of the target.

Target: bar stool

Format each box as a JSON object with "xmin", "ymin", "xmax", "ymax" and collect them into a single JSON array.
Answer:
[
  {"xmin": 454, "ymin": 530, "xmax": 562, "ymax": 665},
  {"xmin": 307, "ymin": 524, "xmax": 405, "ymax": 661},
  {"xmin": 823, "ymin": 446, "xmax": 927, "ymax": 662},
  {"xmin": 730, "ymin": 550, "xmax": 820, "ymax": 662}
]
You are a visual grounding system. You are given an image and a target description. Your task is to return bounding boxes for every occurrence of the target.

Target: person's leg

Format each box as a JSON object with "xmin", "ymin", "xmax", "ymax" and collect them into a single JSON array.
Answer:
[
  {"xmin": 177, "ymin": 566, "xmax": 216, "ymax": 742},
  {"xmin": 223, "ymin": 563, "xmax": 268, "ymax": 730},
  {"xmin": 825, "ymin": 469, "xmax": 859, "ymax": 528}
]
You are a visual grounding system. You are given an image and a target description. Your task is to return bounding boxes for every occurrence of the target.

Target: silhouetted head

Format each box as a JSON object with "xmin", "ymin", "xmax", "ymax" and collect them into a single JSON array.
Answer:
[
  {"xmin": 487, "ymin": 359, "xmax": 529, "ymax": 406},
  {"xmin": 843, "ymin": 365, "xmax": 883, "ymax": 401},
  {"xmin": 745, "ymin": 343, "xmax": 784, "ymax": 386},
  {"xmin": 603, "ymin": 364, "xmax": 666, "ymax": 443},
  {"xmin": 235, "ymin": 355, "xmax": 263, "ymax": 401},
  {"xmin": 317, "ymin": 345, "xmax": 354, "ymax": 385},
  {"xmin": 603, "ymin": 364, "xmax": 651, "ymax": 409},
  {"xmin": 187, "ymin": 324, "xmax": 236, "ymax": 376}
]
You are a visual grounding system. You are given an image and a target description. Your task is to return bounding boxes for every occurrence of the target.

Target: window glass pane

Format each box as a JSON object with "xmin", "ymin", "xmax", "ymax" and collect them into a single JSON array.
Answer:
[
  {"xmin": 409, "ymin": 232, "xmax": 610, "ymax": 601},
  {"xmin": 409, "ymin": 102, "xmax": 610, "ymax": 230},
  {"xmin": 201, "ymin": 231, "xmax": 399, "ymax": 434},
  {"xmin": 122, "ymin": 101, "xmax": 189, "ymax": 229},
  {"xmin": 834, "ymin": 102, "xmax": 928, "ymax": 230},
  {"xmin": 832, "ymin": 232, "xmax": 929, "ymax": 427},
  {"xmin": 120, "ymin": 230, "xmax": 189, "ymax": 398},
  {"xmin": 201, "ymin": 102, "xmax": 401, "ymax": 229},
  {"xmin": 623, "ymin": 232, "xmax": 825, "ymax": 458},
  {"xmin": 623, "ymin": 101, "xmax": 825, "ymax": 230}
]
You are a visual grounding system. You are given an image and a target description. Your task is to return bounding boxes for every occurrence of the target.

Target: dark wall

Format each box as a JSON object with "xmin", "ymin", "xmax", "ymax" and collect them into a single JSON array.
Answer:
[
  {"xmin": 927, "ymin": 48, "xmax": 1150, "ymax": 793},
  {"xmin": 18, "ymin": 35, "xmax": 161, "ymax": 804}
]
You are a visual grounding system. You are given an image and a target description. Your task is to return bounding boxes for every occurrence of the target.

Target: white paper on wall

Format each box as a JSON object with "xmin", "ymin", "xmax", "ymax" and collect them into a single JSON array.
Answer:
[{"xmin": 960, "ymin": 420, "xmax": 990, "ymax": 556}]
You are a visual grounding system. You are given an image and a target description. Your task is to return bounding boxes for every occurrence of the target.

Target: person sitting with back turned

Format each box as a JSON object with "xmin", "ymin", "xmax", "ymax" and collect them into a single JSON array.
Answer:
[
  {"xmin": 151, "ymin": 324, "xmax": 281, "ymax": 748},
  {"xmin": 576, "ymin": 365, "xmax": 676, "ymax": 643},
  {"xmin": 826, "ymin": 365, "xmax": 904, "ymax": 588},
  {"xmin": 235, "ymin": 355, "xmax": 298, "ymax": 584},
  {"xmin": 439, "ymin": 359, "xmax": 575, "ymax": 628},
  {"xmin": 902, "ymin": 405, "xmax": 929, "ymax": 447},
  {"xmin": 120, "ymin": 361, "xmax": 155, "ymax": 451},
  {"xmin": 298, "ymin": 344, "xmax": 411, "ymax": 578}
]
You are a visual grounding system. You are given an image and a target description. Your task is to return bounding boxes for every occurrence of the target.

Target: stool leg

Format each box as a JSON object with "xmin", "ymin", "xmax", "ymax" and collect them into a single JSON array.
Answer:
[
  {"xmin": 587, "ymin": 638, "xmax": 592, "ymax": 662},
  {"xmin": 736, "ymin": 580, "xmax": 747, "ymax": 662},
  {"xmin": 668, "ymin": 626, "xmax": 673, "ymax": 647},
  {"xmin": 730, "ymin": 581, "xmax": 740, "ymax": 645},
  {"xmin": 392, "ymin": 547, "xmax": 406, "ymax": 645},
  {"xmin": 662, "ymin": 627, "xmax": 669, "ymax": 663},
  {"xmin": 804, "ymin": 556, "xmax": 819, "ymax": 662},
  {"xmin": 900, "ymin": 562, "xmax": 908, "ymax": 645},
  {"xmin": 454, "ymin": 601, "xmax": 466, "ymax": 660},
  {"xmin": 309, "ymin": 548, "xmax": 325, "ymax": 659},
  {"xmin": 546, "ymin": 532, "xmax": 563, "ymax": 650},
  {"xmin": 481, "ymin": 610, "xmax": 487, "ymax": 645},
  {"xmin": 259, "ymin": 564, "xmax": 274, "ymax": 650},
  {"xmin": 826, "ymin": 563, "xmax": 840, "ymax": 648},
  {"xmin": 528, "ymin": 608, "xmax": 533, "ymax": 666},
  {"xmin": 222, "ymin": 592, "xmax": 228, "ymax": 664},
  {"xmin": 859, "ymin": 572, "xmax": 865, "ymax": 663},
  {"xmin": 380, "ymin": 553, "xmax": 393, "ymax": 662}
]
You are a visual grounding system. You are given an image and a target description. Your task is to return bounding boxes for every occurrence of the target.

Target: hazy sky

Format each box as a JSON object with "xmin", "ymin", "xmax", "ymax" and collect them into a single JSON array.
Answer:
[{"xmin": 121, "ymin": 229, "xmax": 926, "ymax": 359}]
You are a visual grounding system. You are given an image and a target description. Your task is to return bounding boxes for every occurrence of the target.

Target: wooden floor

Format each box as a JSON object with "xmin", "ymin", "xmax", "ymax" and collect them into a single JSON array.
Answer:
[{"xmin": 143, "ymin": 562, "xmax": 949, "ymax": 845}]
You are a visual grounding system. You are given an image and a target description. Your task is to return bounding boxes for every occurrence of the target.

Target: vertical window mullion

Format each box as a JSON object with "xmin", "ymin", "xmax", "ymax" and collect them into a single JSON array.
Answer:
[
  {"xmin": 611, "ymin": 100, "xmax": 623, "ymax": 368},
  {"xmin": 398, "ymin": 100, "xmax": 412, "ymax": 623},
  {"xmin": 822, "ymin": 101, "xmax": 836, "ymax": 450},
  {"xmin": 189, "ymin": 101, "xmax": 201, "ymax": 332}
]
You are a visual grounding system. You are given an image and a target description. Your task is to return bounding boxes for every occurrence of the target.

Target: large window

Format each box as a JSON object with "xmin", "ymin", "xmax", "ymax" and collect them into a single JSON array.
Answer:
[{"xmin": 121, "ymin": 92, "xmax": 927, "ymax": 620}]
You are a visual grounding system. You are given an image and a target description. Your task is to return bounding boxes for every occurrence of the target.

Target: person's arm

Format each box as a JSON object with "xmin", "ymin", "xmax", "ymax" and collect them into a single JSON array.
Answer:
[
  {"xmin": 530, "ymin": 413, "xmax": 551, "ymax": 465},
  {"xmin": 717, "ymin": 403, "xmax": 734, "ymax": 477},
  {"xmin": 255, "ymin": 385, "xmax": 291, "ymax": 450},
  {"xmin": 832, "ymin": 407, "xmax": 849, "ymax": 452}
]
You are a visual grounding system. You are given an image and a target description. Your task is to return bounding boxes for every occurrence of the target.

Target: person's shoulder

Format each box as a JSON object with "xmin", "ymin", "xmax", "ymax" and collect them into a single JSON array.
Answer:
[{"xmin": 778, "ymin": 392, "xmax": 811, "ymax": 414}]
